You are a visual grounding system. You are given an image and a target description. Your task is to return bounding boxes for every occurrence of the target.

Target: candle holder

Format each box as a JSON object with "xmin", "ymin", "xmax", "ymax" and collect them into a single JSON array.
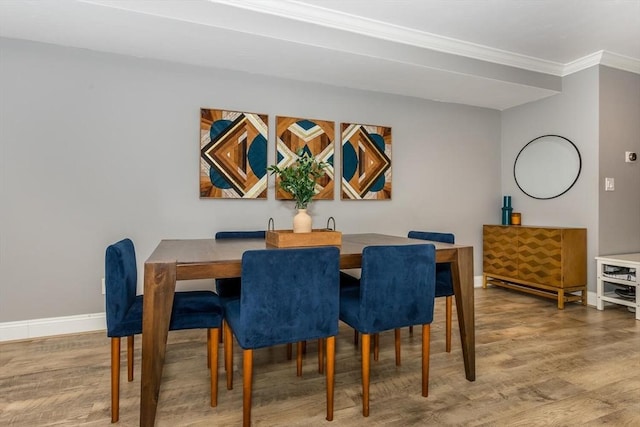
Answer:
[{"xmin": 511, "ymin": 212, "xmax": 522, "ymax": 226}]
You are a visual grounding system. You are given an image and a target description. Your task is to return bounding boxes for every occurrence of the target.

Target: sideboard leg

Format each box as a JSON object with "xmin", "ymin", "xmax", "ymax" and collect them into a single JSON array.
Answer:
[{"xmin": 557, "ymin": 289, "xmax": 565, "ymax": 310}]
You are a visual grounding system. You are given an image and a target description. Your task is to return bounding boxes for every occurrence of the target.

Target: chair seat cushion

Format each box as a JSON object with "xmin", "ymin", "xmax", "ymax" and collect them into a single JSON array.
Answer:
[
  {"xmin": 338, "ymin": 245, "xmax": 435, "ymax": 334},
  {"xmin": 108, "ymin": 291, "xmax": 222, "ymax": 337},
  {"xmin": 108, "ymin": 295, "xmax": 144, "ymax": 337},
  {"xmin": 340, "ymin": 271, "xmax": 361, "ymax": 288},
  {"xmin": 171, "ymin": 291, "xmax": 223, "ymax": 331},
  {"xmin": 222, "ymin": 271, "xmax": 339, "ymax": 350},
  {"xmin": 435, "ymin": 274, "xmax": 453, "ymax": 297},
  {"xmin": 215, "ymin": 277, "xmax": 242, "ymax": 298}
]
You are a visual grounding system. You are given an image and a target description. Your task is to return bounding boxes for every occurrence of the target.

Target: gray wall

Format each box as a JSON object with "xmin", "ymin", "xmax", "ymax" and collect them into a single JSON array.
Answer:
[
  {"xmin": 501, "ymin": 67, "xmax": 600, "ymax": 292},
  {"xmin": 598, "ymin": 66, "xmax": 640, "ymax": 255},
  {"xmin": 0, "ymin": 38, "xmax": 501, "ymax": 322}
]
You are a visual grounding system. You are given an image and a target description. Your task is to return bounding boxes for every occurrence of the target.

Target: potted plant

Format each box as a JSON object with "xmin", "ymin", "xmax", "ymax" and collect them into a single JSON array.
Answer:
[{"xmin": 267, "ymin": 149, "xmax": 328, "ymax": 233}]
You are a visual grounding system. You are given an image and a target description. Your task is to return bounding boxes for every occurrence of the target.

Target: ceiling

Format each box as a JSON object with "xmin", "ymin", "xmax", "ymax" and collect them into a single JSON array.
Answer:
[{"xmin": 1, "ymin": 0, "xmax": 639, "ymax": 110}]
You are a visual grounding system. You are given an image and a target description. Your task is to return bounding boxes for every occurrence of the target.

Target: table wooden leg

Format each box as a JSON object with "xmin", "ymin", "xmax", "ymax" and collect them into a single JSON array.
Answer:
[
  {"xmin": 140, "ymin": 262, "xmax": 177, "ymax": 427},
  {"xmin": 450, "ymin": 246, "xmax": 475, "ymax": 381}
]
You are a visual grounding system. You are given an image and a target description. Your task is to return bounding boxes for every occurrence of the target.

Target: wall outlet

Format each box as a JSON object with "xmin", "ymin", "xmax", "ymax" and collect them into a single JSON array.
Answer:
[
  {"xmin": 626, "ymin": 151, "xmax": 637, "ymax": 163},
  {"xmin": 102, "ymin": 278, "xmax": 106, "ymax": 295}
]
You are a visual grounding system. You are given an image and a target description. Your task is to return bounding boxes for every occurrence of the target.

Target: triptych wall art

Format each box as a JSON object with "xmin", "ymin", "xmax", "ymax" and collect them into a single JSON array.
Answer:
[
  {"xmin": 200, "ymin": 109, "xmax": 268, "ymax": 199},
  {"xmin": 200, "ymin": 108, "xmax": 392, "ymax": 200},
  {"xmin": 275, "ymin": 116, "xmax": 335, "ymax": 201},
  {"xmin": 341, "ymin": 123, "xmax": 392, "ymax": 200}
]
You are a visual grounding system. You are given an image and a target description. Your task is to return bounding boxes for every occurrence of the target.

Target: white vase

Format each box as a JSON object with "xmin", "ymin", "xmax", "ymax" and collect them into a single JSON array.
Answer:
[{"xmin": 293, "ymin": 209, "xmax": 312, "ymax": 233}]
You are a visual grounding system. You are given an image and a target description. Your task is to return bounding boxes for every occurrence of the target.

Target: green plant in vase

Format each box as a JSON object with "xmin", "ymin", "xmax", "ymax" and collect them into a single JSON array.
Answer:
[{"xmin": 267, "ymin": 149, "xmax": 328, "ymax": 232}]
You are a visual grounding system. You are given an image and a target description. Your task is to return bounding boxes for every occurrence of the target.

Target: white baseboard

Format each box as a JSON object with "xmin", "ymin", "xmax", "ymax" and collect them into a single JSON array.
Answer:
[
  {"xmin": 0, "ymin": 276, "xmax": 584, "ymax": 342},
  {"xmin": 0, "ymin": 312, "xmax": 106, "ymax": 342},
  {"xmin": 587, "ymin": 290, "xmax": 597, "ymax": 307},
  {"xmin": 474, "ymin": 275, "xmax": 483, "ymax": 288}
]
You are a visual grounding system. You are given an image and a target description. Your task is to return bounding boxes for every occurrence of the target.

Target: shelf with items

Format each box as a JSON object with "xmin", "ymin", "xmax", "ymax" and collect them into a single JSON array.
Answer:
[
  {"xmin": 599, "ymin": 281, "xmax": 636, "ymax": 308},
  {"xmin": 595, "ymin": 253, "xmax": 639, "ymax": 320}
]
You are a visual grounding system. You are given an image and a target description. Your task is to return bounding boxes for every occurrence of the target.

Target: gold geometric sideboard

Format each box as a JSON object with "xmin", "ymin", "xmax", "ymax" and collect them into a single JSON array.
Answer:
[{"xmin": 483, "ymin": 225, "xmax": 587, "ymax": 309}]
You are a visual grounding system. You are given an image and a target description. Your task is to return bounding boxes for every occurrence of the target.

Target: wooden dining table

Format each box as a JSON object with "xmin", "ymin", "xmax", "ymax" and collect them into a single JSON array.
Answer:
[{"xmin": 140, "ymin": 233, "xmax": 475, "ymax": 426}]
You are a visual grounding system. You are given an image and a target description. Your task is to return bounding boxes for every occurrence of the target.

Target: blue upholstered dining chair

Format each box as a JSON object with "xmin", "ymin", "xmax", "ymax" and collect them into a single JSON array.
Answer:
[
  {"xmin": 339, "ymin": 244, "xmax": 436, "ymax": 417},
  {"xmin": 222, "ymin": 246, "xmax": 340, "ymax": 426},
  {"xmin": 215, "ymin": 230, "xmax": 307, "ymax": 361},
  {"xmin": 214, "ymin": 230, "xmax": 266, "ymax": 298},
  {"xmin": 105, "ymin": 238, "xmax": 223, "ymax": 423},
  {"xmin": 407, "ymin": 230, "xmax": 455, "ymax": 352}
]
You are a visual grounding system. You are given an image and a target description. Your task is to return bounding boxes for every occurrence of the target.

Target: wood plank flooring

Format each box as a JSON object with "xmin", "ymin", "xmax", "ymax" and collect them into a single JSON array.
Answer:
[{"xmin": 1, "ymin": 288, "xmax": 639, "ymax": 426}]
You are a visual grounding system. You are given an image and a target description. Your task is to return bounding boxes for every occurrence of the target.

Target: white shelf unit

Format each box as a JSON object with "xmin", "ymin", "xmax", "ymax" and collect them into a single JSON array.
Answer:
[{"xmin": 595, "ymin": 253, "xmax": 639, "ymax": 320}]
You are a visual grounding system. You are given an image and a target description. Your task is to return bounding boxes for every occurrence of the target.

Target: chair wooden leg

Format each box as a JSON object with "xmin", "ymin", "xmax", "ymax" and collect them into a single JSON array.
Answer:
[
  {"xmin": 224, "ymin": 321, "xmax": 234, "ymax": 390},
  {"xmin": 422, "ymin": 324, "xmax": 431, "ymax": 397},
  {"xmin": 296, "ymin": 342, "xmax": 303, "ymax": 376},
  {"xmin": 445, "ymin": 296, "xmax": 452, "ymax": 353},
  {"xmin": 207, "ymin": 329, "xmax": 211, "ymax": 369},
  {"xmin": 325, "ymin": 336, "xmax": 335, "ymax": 421},
  {"xmin": 361, "ymin": 333, "xmax": 370, "ymax": 417},
  {"xmin": 243, "ymin": 349, "xmax": 253, "ymax": 427},
  {"xmin": 286, "ymin": 342, "xmax": 292, "ymax": 360},
  {"xmin": 373, "ymin": 333, "xmax": 379, "ymax": 361},
  {"xmin": 210, "ymin": 328, "xmax": 219, "ymax": 407},
  {"xmin": 409, "ymin": 325, "xmax": 413, "ymax": 336},
  {"xmin": 353, "ymin": 329, "xmax": 358, "ymax": 346},
  {"xmin": 127, "ymin": 335, "xmax": 134, "ymax": 382},
  {"xmin": 318, "ymin": 338, "xmax": 324, "ymax": 374},
  {"xmin": 111, "ymin": 337, "xmax": 121, "ymax": 423},
  {"xmin": 394, "ymin": 328, "xmax": 401, "ymax": 366}
]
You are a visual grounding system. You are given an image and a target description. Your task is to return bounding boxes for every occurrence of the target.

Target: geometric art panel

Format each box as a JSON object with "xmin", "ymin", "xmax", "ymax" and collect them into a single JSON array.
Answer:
[
  {"xmin": 200, "ymin": 108, "xmax": 268, "ymax": 199},
  {"xmin": 341, "ymin": 123, "xmax": 392, "ymax": 200},
  {"xmin": 275, "ymin": 116, "xmax": 335, "ymax": 200}
]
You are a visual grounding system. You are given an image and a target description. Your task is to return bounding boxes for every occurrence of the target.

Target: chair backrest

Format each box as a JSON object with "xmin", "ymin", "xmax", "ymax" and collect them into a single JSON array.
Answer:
[
  {"xmin": 408, "ymin": 230, "xmax": 454, "ymax": 245},
  {"xmin": 215, "ymin": 231, "xmax": 266, "ymax": 240},
  {"xmin": 408, "ymin": 231, "xmax": 455, "ymax": 293},
  {"xmin": 105, "ymin": 238, "xmax": 137, "ymax": 336},
  {"xmin": 358, "ymin": 244, "xmax": 436, "ymax": 332},
  {"xmin": 239, "ymin": 246, "xmax": 340, "ymax": 349}
]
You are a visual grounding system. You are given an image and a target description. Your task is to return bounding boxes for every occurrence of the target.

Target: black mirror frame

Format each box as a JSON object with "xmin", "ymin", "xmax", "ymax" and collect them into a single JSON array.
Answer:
[{"xmin": 513, "ymin": 134, "xmax": 582, "ymax": 200}]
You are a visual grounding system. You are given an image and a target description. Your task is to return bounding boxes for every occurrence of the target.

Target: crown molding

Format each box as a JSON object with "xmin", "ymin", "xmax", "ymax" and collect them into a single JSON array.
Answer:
[
  {"xmin": 210, "ymin": 0, "xmax": 640, "ymax": 77},
  {"xmin": 562, "ymin": 51, "xmax": 605, "ymax": 76},
  {"xmin": 209, "ymin": 0, "xmax": 565, "ymax": 76},
  {"xmin": 562, "ymin": 51, "xmax": 640, "ymax": 76},
  {"xmin": 599, "ymin": 51, "xmax": 640, "ymax": 75}
]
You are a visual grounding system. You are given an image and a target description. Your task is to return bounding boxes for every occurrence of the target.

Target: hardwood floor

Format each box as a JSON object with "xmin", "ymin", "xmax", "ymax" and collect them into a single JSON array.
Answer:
[{"xmin": 1, "ymin": 287, "xmax": 639, "ymax": 426}]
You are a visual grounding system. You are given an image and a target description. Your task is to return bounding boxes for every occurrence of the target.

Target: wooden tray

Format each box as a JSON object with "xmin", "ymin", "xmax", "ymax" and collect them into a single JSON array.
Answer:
[{"xmin": 266, "ymin": 229, "xmax": 342, "ymax": 248}]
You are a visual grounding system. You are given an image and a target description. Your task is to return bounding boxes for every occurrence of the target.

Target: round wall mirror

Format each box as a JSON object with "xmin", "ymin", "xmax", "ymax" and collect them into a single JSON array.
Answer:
[{"xmin": 513, "ymin": 135, "xmax": 581, "ymax": 200}]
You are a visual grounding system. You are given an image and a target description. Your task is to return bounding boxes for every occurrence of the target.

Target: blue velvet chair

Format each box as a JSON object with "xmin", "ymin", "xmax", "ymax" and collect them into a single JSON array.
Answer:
[
  {"xmin": 408, "ymin": 230, "xmax": 455, "ymax": 352},
  {"xmin": 215, "ymin": 230, "xmax": 307, "ymax": 360},
  {"xmin": 222, "ymin": 246, "xmax": 340, "ymax": 426},
  {"xmin": 105, "ymin": 238, "xmax": 223, "ymax": 423},
  {"xmin": 339, "ymin": 244, "xmax": 436, "ymax": 417}
]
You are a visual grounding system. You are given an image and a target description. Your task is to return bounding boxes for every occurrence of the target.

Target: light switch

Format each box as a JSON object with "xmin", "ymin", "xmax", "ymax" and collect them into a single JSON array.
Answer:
[{"xmin": 605, "ymin": 177, "xmax": 615, "ymax": 191}]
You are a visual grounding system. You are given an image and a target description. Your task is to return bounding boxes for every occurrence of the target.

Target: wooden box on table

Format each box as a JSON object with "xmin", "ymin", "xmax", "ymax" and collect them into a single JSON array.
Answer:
[{"xmin": 266, "ymin": 229, "xmax": 342, "ymax": 248}]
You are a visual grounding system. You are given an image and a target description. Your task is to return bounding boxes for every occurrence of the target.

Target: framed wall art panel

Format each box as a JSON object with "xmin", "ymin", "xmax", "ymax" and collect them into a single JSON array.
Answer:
[
  {"xmin": 275, "ymin": 116, "xmax": 335, "ymax": 200},
  {"xmin": 341, "ymin": 123, "xmax": 392, "ymax": 200},
  {"xmin": 200, "ymin": 108, "xmax": 268, "ymax": 199}
]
